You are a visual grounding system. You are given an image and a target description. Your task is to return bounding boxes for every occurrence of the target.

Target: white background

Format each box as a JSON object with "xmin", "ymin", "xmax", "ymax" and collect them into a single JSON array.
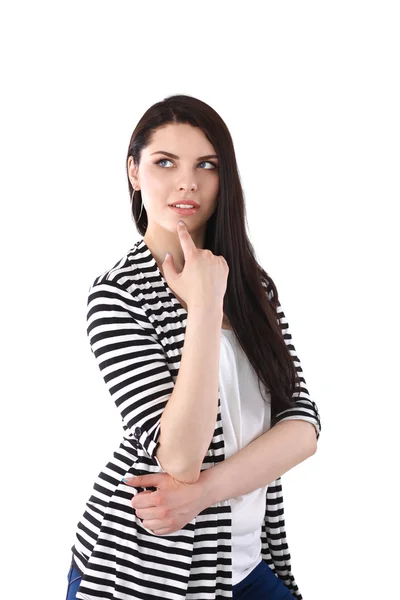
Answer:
[{"xmin": 1, "ymin": 1, "xmax": 399, "ymax": 598}]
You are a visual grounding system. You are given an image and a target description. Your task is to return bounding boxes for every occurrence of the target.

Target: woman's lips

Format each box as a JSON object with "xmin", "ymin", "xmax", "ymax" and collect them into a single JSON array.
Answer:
[{"xmin": 169, "ymin": 205, "xmax": 199, "ymax": 215}]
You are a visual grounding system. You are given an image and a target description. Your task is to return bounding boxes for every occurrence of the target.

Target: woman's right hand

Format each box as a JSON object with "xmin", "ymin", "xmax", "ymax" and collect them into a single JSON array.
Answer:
[{"xmin": 162, "ymin": 220, "xmax": 229, "ymax": 311}]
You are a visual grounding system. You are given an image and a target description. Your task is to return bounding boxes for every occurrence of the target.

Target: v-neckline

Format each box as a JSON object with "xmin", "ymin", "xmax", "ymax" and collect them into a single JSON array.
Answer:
[{"xmin": 136, "ymin": 238, "xmax": 189, "ymax": 317}]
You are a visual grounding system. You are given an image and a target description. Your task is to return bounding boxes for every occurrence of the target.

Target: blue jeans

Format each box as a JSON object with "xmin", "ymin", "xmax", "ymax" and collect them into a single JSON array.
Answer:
[
  {"xmin": 65, "ymin": 562, "xmax": 82, "ymax": 600},
  {"xmin": 66, "ymin": 558, "xmax": 295, "ymax": 599},
  {"xmin": 232, "ymin": 559, "xmax": 295, "ymax": 599}
]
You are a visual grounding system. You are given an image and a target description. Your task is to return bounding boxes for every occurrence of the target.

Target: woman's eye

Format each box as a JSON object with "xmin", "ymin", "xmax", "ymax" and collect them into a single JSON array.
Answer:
[
  {"xmin": 199, "ymin": 161, "xmax": 217, "ymax": 169},
  {"xmin": 156, "ymin": 158, "xmax": 173, "ymax": 167},
  {"xmin": 155, "ymin": 159, "xmax": 217, "ymax": 169}
]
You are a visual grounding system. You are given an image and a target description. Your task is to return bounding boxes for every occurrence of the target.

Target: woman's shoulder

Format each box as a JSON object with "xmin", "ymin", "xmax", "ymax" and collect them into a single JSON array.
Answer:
[{"xmin": 88, "ymin": 240, "xmax": 145, "ymax": 293}]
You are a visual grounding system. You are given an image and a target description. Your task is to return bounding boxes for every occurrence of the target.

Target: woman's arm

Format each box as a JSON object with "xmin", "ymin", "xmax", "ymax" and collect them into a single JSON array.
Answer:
[
  {"xmin": 199, "ymin": 419, "xmax": 317, "ymax": 506},
  {"xmin": 156, "ymin": 304, "xmax": 223, "ymax": 483}
]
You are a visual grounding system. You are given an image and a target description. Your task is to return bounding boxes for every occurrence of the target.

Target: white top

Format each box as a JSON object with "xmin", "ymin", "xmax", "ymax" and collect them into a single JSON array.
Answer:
[{"xmin": 219, "ymin": 328, "xmax": 271, "ymax": 585}]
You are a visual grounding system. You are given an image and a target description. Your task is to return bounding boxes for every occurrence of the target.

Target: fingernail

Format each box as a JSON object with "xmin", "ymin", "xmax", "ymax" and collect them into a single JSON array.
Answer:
[{"xmin": 178, "ymin": 220, "xmax": 185, "ymax": 226}]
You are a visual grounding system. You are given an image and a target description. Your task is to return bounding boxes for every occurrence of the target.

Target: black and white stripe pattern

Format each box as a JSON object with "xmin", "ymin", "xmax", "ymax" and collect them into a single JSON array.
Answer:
[{"xmin": 70, "ymin": 238, "xmax": 321, "ymax": 599}]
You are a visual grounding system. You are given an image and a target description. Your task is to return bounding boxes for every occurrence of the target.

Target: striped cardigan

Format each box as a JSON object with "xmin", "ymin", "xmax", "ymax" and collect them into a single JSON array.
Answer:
[{"xmin": 71, "ymin": 237, "xmax": 322, "ymax": 600}]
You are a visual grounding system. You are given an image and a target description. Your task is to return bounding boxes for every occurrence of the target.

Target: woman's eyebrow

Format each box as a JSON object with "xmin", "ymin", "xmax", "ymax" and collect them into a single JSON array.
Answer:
[{"xmin": 150, "ymin": 150, "xmax": 218, "ymax": 161}]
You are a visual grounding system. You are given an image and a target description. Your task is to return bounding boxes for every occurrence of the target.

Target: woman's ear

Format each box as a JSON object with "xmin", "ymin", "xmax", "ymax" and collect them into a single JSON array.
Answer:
[{"xmin": 127, "ymin": 156, "xmax": 139, "ymax": 188}]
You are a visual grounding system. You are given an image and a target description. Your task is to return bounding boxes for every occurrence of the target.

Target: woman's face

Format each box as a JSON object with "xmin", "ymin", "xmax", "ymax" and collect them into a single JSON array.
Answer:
[{"xmin": 127, "ymin": 123, "xmax": 220, "ymax": 238}]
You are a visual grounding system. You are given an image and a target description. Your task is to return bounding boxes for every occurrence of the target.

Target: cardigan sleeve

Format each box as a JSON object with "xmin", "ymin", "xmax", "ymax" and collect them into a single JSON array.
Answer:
[
  {"xmin": 86, "ymin": 279, "xmax": 175, "ymax": 467},
  {"xmin": 263, "ymin": 280, "xmax": 322, "ymax": 441}
]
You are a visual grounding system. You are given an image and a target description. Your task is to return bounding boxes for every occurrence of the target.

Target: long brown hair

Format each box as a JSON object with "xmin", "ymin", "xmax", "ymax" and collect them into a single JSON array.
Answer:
[{"xmin": 125, "ymin": 94, "xmax": 301, "ymax": 423}]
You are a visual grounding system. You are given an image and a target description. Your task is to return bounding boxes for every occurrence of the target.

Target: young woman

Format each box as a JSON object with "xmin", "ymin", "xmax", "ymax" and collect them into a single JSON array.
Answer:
[{"xmin": 66, "ymin": 94, "xmax": 321, "ymax": 600}]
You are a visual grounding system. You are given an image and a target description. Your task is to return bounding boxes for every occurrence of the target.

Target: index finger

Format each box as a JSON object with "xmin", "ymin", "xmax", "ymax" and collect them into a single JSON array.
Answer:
[{"xmin": 177, "ymin": 220, "xmax": 197, "ymax": 257}]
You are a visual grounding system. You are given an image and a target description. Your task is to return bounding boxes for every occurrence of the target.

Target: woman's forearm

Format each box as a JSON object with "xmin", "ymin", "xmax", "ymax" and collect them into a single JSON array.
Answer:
[
  {"xmin": 156, "ymin": 305, "xmax": 223, "ymax": 483},
  {"xmin": 199, "ymin": 420, "xmax": 317, "ymax": 507}
]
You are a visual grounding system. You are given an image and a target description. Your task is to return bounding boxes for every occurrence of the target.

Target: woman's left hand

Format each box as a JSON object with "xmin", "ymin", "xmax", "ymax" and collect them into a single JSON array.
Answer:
[{"xmin": 123, "ymin": 472, "xmax": 207, "ymax": 535}]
